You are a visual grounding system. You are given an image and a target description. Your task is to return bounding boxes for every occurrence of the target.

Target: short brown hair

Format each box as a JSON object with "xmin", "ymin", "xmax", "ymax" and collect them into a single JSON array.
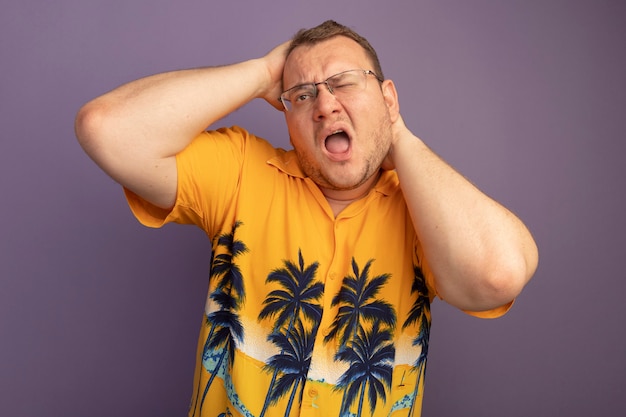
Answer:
[{"xmin": 287, "ymin": 20, "xmax": 384, "ymax": 80}]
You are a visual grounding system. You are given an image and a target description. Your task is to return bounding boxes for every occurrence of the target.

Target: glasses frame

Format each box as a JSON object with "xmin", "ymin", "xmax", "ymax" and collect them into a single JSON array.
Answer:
[{"xmin": 278, "ymin": 69, "xmax": 383, "ymax": 112}]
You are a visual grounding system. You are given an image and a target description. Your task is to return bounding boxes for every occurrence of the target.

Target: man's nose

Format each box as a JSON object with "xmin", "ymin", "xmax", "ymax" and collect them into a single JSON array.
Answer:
[
  {"xmin": 316, "ymin": 81, "xmax": 334, "ymax": 95},
  {"xmin": 313, "ymin": 83, "xmax": 341, "ymax": 118}
]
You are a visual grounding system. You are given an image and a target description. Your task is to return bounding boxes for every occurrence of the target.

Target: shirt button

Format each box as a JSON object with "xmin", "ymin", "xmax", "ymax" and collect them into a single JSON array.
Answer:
[{"xmin": 308, "ymin": 388, "xmax": 318, "ymax": 397}]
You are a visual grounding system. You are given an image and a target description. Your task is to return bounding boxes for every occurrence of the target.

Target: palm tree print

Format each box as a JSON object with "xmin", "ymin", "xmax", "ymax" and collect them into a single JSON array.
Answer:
[
  {"xmin": 217, "ymin": 408, "xmax": 233, "ymax": 417},
  {"xmin": 264, "ymin": 319, "xmax": 316, "ymax": 416},
  {"xmin": 325, "ymin": 258, "xmax": 397, "ymax": 416},
  {"xmin": 190, "ymin": 221, "xmax": 248, "ymax": 416},
  {"xmin": 402, "ymin": 265, "xmax": 431, "ymax": 416},
  {"xmin": 324, "ymin": 258, "xmax": 396, "ymax": 346},
  {"xmin": 257, "ymin": 250, "xmax": 323, "ymax": 417},
  {"xmin": 209, "ymin": 220, "xmax": 247, "ymax": 306},
  {"xmin": 334, "ymin": 322, "xmax": 395, "ymax": 417},
  {"xmin": 258, "ymin": 249, "xmax": 323, "ymax": 333}
]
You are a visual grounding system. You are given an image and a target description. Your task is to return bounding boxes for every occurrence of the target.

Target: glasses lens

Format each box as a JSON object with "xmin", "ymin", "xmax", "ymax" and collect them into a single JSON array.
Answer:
[
  {"xmin": 281, "ymin": 70, "xmax": 373, "ymax": 112},
  {"xmin": 284, "ymin": 84, "xmax": 317, "ymax": 111},
  {"xmin": 327, "ymin": 70, "xmax": 365, "ymax": 93}
]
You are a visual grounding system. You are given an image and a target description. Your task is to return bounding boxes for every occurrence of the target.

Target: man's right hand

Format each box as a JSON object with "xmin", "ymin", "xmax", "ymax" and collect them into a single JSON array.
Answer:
[
  {"xmin": 259, "ymin": 41, "xmax": 290, "ymax": 111},
  {"xmin": 75, "ymin": 40, "xmax": 292, "ymax": 210}
]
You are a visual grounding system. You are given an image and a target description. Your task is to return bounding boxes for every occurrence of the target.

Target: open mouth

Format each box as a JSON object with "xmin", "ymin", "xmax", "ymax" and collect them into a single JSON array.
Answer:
[{"xmin": 324, "ymin": 130, "xmax": 351, "ymax": 155}]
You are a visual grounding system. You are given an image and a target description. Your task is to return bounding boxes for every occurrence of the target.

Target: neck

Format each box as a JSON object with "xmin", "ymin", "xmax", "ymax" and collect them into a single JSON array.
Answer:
[{"xmin": 321, "ymin": 171, "xmax": 381, "ymax": 216}]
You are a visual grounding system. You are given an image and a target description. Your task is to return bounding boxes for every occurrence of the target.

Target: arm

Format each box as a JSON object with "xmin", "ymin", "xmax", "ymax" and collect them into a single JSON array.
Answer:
[
  {"xmin": 75, "ymin": 42, "xmax": 288, "ymax": 209},
  {"xmin": 382, "ymin": 84, "xmax": 538, "ymax": 312}
]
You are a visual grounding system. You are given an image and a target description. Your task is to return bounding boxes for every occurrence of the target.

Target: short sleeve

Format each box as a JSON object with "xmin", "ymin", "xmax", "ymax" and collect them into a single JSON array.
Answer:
[{"xmin": 124, "ymin": 126, "xmax": 250, "ymax": 236}]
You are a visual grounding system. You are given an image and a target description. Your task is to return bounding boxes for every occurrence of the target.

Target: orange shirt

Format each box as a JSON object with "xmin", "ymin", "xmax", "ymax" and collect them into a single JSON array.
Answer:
[{"xmin": 125, "ymin": 126, "xmax": 508, "ymax": 417}]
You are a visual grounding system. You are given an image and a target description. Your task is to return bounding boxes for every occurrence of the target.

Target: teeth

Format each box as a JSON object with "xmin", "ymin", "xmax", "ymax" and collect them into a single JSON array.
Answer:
[{"xmin": 332, "ymin": 130, "xmax": 344, "ymax": 135}]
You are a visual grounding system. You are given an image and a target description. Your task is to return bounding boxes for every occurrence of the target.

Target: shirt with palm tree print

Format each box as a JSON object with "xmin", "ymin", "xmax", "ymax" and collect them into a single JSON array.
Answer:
[{"xmin": 124, "ymin": 126, "xmax": 509, "ymax": 417}]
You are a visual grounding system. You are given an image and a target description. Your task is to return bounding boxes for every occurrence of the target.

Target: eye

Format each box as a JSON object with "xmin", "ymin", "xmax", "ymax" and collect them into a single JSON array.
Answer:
[
  {"xmin": 334, "ymin": 82, "xmax": 356, "ymax": 89},
  {"xmin": 294, "ymin": 93, "xmax": 314, "ymax": 102},
  {"xmin": 289, "ymin": 85, "xmax": 316, "ymax": 104},
  {"xmin": 329, "ymin": 75, "xmax": 359, "ymax": 90}
]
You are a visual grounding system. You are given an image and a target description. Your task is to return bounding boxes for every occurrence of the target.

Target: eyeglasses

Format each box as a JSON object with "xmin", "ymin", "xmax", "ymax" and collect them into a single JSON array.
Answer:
[{"xmin": 278, "ymin": 69, "xmax": 383, "ymax": 112}]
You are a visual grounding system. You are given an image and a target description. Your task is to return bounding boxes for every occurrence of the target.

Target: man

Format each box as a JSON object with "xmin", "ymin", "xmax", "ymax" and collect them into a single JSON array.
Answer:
[{"xmin": 76, "ymin": 20, "xmax": 537, "ymax": 417}]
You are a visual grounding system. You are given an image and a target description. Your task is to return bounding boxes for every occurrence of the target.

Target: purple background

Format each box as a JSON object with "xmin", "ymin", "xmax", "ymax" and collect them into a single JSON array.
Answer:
[{"xmin": 1, "ymin": 0, "xmax": 625, "ymax": 415}]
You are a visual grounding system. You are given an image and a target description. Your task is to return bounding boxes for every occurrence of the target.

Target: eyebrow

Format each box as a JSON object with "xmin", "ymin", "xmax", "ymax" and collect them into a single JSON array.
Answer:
[
  {"xmin": 285, "ymin": 82, "xmax": 313, "ymax": 92},
  {"xmin": 283, "ymin": 69, "xmax": 333, "ymax": 91},
  {"xmin": 283, "ymin": 69, "xmax": 353, "ymax": 93}
]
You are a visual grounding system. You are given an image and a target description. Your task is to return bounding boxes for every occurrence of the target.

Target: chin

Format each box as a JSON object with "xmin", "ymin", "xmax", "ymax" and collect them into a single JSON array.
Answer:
[{"xmin": 326, "ymin": 171, "xmax": 374, "ymax": 191}]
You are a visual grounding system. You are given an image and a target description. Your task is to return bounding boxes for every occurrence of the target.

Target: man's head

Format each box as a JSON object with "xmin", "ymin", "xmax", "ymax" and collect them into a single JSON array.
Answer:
[
  {"xmin": 281, "ymin": 21, "xmax": 400, "ymax": 201},
  {"xmin": 286, "ymin": 20, "xmax": 384, "ymax": 81}
]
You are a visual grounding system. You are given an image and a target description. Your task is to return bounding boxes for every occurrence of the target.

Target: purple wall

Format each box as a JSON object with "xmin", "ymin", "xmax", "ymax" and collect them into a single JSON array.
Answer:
[{"xmin": 1, "ymin": 0, "xmax": 625, "ymax": 415}]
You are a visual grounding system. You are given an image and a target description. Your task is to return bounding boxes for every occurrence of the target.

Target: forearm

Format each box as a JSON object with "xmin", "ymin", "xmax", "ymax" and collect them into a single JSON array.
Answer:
[
  {"xmin": 74, "ymin": 42, "xmax": 287, "ymax": 209},
  {"xmin": 75, "ymin": 58, "xmax": 269, "ymax": 159},
  {"xmin": 392, "ymin": 130, "xmax": 538, "ymax": 311}
]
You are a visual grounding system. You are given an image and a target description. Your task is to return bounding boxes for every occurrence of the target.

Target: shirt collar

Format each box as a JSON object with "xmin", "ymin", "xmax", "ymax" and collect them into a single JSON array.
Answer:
[
  {"xmin": 267, "ymin": 150, "xmax": 306, "ymax": 178},
  {"xmin": 267, "ymin": 150, "xmax": 398, "ymax": 197}
]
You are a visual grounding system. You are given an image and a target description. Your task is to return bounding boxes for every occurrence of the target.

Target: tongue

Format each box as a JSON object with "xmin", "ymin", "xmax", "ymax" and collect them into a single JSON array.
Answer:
[{"xmin": 325, "ymin": 133, "xmax": 350, "ymax": 154}]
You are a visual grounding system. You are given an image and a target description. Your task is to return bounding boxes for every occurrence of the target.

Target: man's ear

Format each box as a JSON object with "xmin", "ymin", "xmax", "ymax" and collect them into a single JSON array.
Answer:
[{"xmin": 381, "ymin": 79, "xmax": 400, "ymax": 122}]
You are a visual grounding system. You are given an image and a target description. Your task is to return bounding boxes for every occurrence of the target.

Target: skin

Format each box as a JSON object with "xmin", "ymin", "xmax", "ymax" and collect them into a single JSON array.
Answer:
[
  {"xmin": 281, "ymin": 37, "xmax": 397, "ymax": 210},
  {"xmin": 75, "ymin": 34, "xmax": 538, "ymax": 313}
]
